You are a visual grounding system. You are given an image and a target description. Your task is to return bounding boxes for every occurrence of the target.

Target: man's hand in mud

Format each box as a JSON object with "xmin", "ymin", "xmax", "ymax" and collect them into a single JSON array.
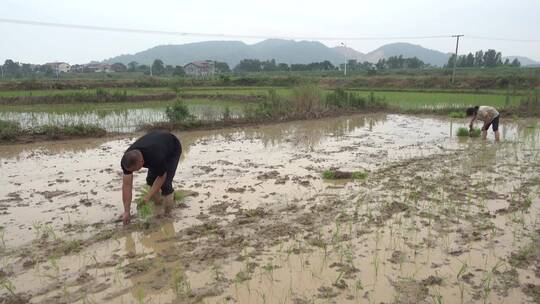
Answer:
[{"xmin": 122, "ymin": 211, "xmax": 131, "ymax": 225}]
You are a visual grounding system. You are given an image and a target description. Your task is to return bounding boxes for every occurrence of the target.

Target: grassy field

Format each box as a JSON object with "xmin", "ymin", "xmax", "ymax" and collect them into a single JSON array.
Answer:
[{"xmin": 0, "ymin": 86, "xmax": 524, "ymax": 109}]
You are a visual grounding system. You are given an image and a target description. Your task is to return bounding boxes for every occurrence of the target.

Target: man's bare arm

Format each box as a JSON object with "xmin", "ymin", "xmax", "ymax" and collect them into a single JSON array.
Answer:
[
  {"xmin": 145, "ymin": 172, "xmax": 167, "ymax": 201},
  {"xmin": 122, "ymin": 174, "xmax": 133, "ymax": 214},
  {"xmin": 469, "ymin": 114, "xmax": 477, "ymax": 130}
]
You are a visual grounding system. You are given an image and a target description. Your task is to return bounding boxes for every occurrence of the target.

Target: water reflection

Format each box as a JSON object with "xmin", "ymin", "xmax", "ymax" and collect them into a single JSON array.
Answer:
[
  {"xmin": 0, "ymin": 115, "xmax": 538, "ymax": 162},
  {"xmin": 0, "ymin": 103, "xmax": 246, "ymax": 132}
]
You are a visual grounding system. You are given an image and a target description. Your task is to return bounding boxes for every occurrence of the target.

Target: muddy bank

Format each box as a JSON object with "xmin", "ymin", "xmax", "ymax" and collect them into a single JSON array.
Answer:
[{"xmin": 0, "ymin": 92, "xmax": 264, "ymax": 105}]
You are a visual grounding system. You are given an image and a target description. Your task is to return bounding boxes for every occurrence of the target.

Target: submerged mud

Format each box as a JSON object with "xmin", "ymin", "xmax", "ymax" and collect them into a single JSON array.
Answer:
[{"xmin": 0, "ymin": 114, "xmax": 539, "ymax": 303}]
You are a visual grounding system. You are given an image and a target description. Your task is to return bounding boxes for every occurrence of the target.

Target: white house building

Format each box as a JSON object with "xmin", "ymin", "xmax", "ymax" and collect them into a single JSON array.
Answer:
[
  {"xmin": 184, "ymin": 61, "xmax": 216, "ymax": 78},
  {"xmin": 45, "ymin": 62, "xmax": 71, "ymax": 73}
]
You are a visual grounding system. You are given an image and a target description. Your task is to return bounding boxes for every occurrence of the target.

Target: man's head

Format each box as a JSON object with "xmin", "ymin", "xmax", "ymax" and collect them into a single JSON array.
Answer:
[
  {"xmin": 121, "ymin": 150, "xmax": 144, "ymax": 172},
  {"xmin": 466, "ymin": 106, "xmax": 479, "ymax": 117}
]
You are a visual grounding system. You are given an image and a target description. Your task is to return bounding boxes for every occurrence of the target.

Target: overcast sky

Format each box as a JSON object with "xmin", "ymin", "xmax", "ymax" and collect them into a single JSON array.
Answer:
[{"xmin": 2, "ymin": 0, "xmax": 539, "ymax": 64}]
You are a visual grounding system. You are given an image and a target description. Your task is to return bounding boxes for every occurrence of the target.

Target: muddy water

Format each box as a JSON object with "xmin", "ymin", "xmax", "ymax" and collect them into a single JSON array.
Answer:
[{"xmin": 0, "ymin": 114, "xmax": 539, "ymax": 303}]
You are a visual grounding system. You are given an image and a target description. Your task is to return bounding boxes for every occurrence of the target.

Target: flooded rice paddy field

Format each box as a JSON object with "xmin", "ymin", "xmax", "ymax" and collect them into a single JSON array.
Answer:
[
  {"xmin": 0, "ymin": 99, "xmax": 248, "ymax": 132},
  {"xmin": 0, "ymin": 114, "xmax": 539, "ymax": 303}
]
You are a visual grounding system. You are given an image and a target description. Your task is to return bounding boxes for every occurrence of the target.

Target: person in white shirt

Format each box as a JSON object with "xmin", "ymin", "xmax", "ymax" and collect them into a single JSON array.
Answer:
[{"xmin": 466, "ymin": 106, "xmax": 500, "ymax": 141}]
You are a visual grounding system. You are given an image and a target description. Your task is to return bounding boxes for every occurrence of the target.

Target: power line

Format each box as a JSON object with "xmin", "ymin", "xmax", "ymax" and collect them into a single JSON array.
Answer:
[
  {"xmin": 0, "ymin": 18, "xmax": 454, "ymax": 41},
  {"xmin": 467, "ymin": 35, "xmax": 540, "ymax": 42}
]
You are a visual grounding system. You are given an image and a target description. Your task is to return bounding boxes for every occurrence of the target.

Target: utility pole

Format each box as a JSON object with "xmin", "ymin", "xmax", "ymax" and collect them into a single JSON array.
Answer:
[
  {"xmin": 340, "ymin": 42, "xmax": 347, "ymax": 76},
  {"xmin": 451, "ymin": 34, "xmax": 464, "ymax": 84}
]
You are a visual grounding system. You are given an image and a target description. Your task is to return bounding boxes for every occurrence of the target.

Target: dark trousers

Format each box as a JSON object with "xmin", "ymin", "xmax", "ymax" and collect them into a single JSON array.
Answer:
[{"xmin": 146, "ymin": 136, "xmax": 182, "ymax": 195}]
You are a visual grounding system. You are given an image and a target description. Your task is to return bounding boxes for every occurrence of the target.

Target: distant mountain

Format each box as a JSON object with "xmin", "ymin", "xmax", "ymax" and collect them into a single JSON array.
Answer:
[
  {"xmin": 103, "ymin": 39, "xmax": 537, "ymax": 68},
  {"xmin": 503, "ymin": 56, "xmax": 539, "ymax": 66},
  {"xmin": 332, "ymin": 46, "xmax": 365, "ymax": 61},
  {"xmin": 104, "ymin": 41, "xmax": 252, "ymax": 67},
  {"xmin": 363, "ymin": 43, "xmax": 451, "ymax": 66},
  {"xmin": 105, "ymin": 39, "xmax": 343, "ymax": 67}
]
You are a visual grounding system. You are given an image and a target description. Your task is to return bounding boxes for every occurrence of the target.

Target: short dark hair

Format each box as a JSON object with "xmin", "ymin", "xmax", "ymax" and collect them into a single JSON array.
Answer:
[
  {"xmin": 466, "ymin": 106, "xmax": 479, "ymax": 116},
  {"xmin": 121, "ymin": 150, "xmax": 141, "ymax": 170}
]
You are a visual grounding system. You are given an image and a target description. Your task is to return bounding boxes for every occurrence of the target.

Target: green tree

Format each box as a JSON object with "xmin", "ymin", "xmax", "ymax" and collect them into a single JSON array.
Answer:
[
  {"xmin": 20, "ymin": 64, "xmax": 33, "ymax": 76},
  {"xmin": 483, "ymin": 49, "xmax": 502, "ymax": 68},
  {"xmin": 214, "ymin": 61, "xmax": 230, "ymax": 73},
  {"xmin": 127, "ymin": 61, "xmax": 138, "ymax": 72},
  {"xmin": 465, "ymin": 53, "xmax": 475, "ymax": 67},
  {"xmin": 234, "ymin": 59, "xmax": 262, "ymax": 72},
  {"xmin": 173, "ymin": 65, "xmax": 185, "ymax": 76},
  {"xmin": 474, "ymin": 50, "xmax": 484, "ymax": 67},
  {"xmin": 261, "ymin": 59, "xmax": 277, "ymax": 71},
  {"xmin": 3, "ymin": 59, "xmax": 20, "ymax": 77},
  {"xmin": 165, "ymin": 65, "xmax": 175, "ymax": 74},
  {"xmin": 151, "ymin": 59, "xmax": 165, "ymax": 75},
  {"xmin": 111, "ymin": 62, "xmax": 127, "ymax": 72},
  {"xmin": 277, "ymin": 63, "xmax": 289, "ymax": 71},
  {"xmin": 511, "ymin": 58, "xmax": 521, "ymax": 67},
  {"xmin": 375, "ymin": 58, "xmax": 386, "ymax": 70}
]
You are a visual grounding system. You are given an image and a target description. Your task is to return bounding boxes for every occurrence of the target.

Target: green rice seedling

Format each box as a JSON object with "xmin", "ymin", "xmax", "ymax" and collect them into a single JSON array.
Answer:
[
  {"xmin": 372, "ymin": 254, "xmax": 380, "ymax": 278},
  {"xmin": 352, "ymin": 171, "xmax": 368, "ymax": 180},
  {"xmin": 48, "ymin": 255, "xmax": 60, "ymax": 277},
  {"xmin": 470, "ymin": 128, "xmax": 482, "ymax": 137},
  {"xmin": 355, "ymin": 279, "xmax": 364, "ymax": 292},
  {"xmin": 322, "ymin": 170, "xmax": 335, "ymax": 179},
  {"xmin": 235, "ymin": 270, "xmax": 250, "ymax": 283},
  {"xmin": 449, "ymin": 111, "xmax": 466, "ymax": 118},
  {"xmin": 262, "ymin": 263, "xmax": 276, "ymax": 282},
  {"xmin": 137, "ymin": 203, "xmax": 153, "ymax": 222},
  {"xmin": 211, "ymin": 263, "xmax": 224, "ymax": 282},
  {"xmin": 0, "ymin": 277, "xmax": 16, "ymax": 296},
  {"xmin": 113, "ymin": 264, "xmax": 123, "ymax": 285},
  {"xmin": 32, "ymin": 221, "xmax": 43, "ymax": 239},
  {"xmin": 456, "ymin": 127, "xmax": 470, "ymax": 137},
  {"xmin": 43, "ymin": 223, "xmax": 58, "ymax": 240},
  {"xmin": 171, "ymin": 266, "xmax": 192, "ymax": 298},
  {"xmin": 135, "ymin": 288, "xmax": 145, "ymax": 304},
  {"xmin": 0, "ymin": 227, "xmax": 5, "ymax": 248}
]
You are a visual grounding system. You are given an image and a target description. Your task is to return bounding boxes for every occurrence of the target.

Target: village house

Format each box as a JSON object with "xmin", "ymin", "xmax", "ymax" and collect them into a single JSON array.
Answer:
[
  {"xmin": 82, "ymin": 63, "xmax": 113, "ymax": 73},
  {"xmin": 183, "ymin": 61, "xmax": 215, "ymax": 78},
  {"xmin": 45, "ymin": 62, "xmax": 71, "ymax": 73}
]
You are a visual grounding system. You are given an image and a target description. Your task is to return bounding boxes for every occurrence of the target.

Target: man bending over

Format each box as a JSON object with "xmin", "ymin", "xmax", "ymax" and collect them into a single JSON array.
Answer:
[{"xmin": 120, "ymin": 130, "xmax": 182, "ymax": 224}]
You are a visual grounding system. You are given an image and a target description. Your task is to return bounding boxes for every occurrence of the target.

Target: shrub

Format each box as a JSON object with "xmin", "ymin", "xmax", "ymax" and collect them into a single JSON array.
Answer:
[
  {"xmin": 222, "ymin": 106, "xmax": 231, "ymax": 121},
  {"xmin": 0, "ymin": 120, "xmax": 21, "ymax": 140},
  {"xmin": 166, "ymin": 99, "xmax": 193, "ymax": 122}
]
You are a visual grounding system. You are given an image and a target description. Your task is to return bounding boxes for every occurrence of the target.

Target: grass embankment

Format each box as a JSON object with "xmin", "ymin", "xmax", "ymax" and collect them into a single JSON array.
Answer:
[
  {"xmin": 144, "ymin": 87, "xmax": 387, "ymax": 131},
  {"xmin": 0, "ymin": 120, "xmax": 106, "ymax": 142}
]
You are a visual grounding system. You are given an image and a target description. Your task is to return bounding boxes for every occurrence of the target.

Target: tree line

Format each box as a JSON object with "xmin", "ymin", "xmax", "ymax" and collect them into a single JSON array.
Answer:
[
  {"xmin": 233, "ymin": 59, "xmax": 336, "ymax": 72},
  {"xmin": 445, "ymin": 49, "xmax": 521, "ymax": 68}
]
